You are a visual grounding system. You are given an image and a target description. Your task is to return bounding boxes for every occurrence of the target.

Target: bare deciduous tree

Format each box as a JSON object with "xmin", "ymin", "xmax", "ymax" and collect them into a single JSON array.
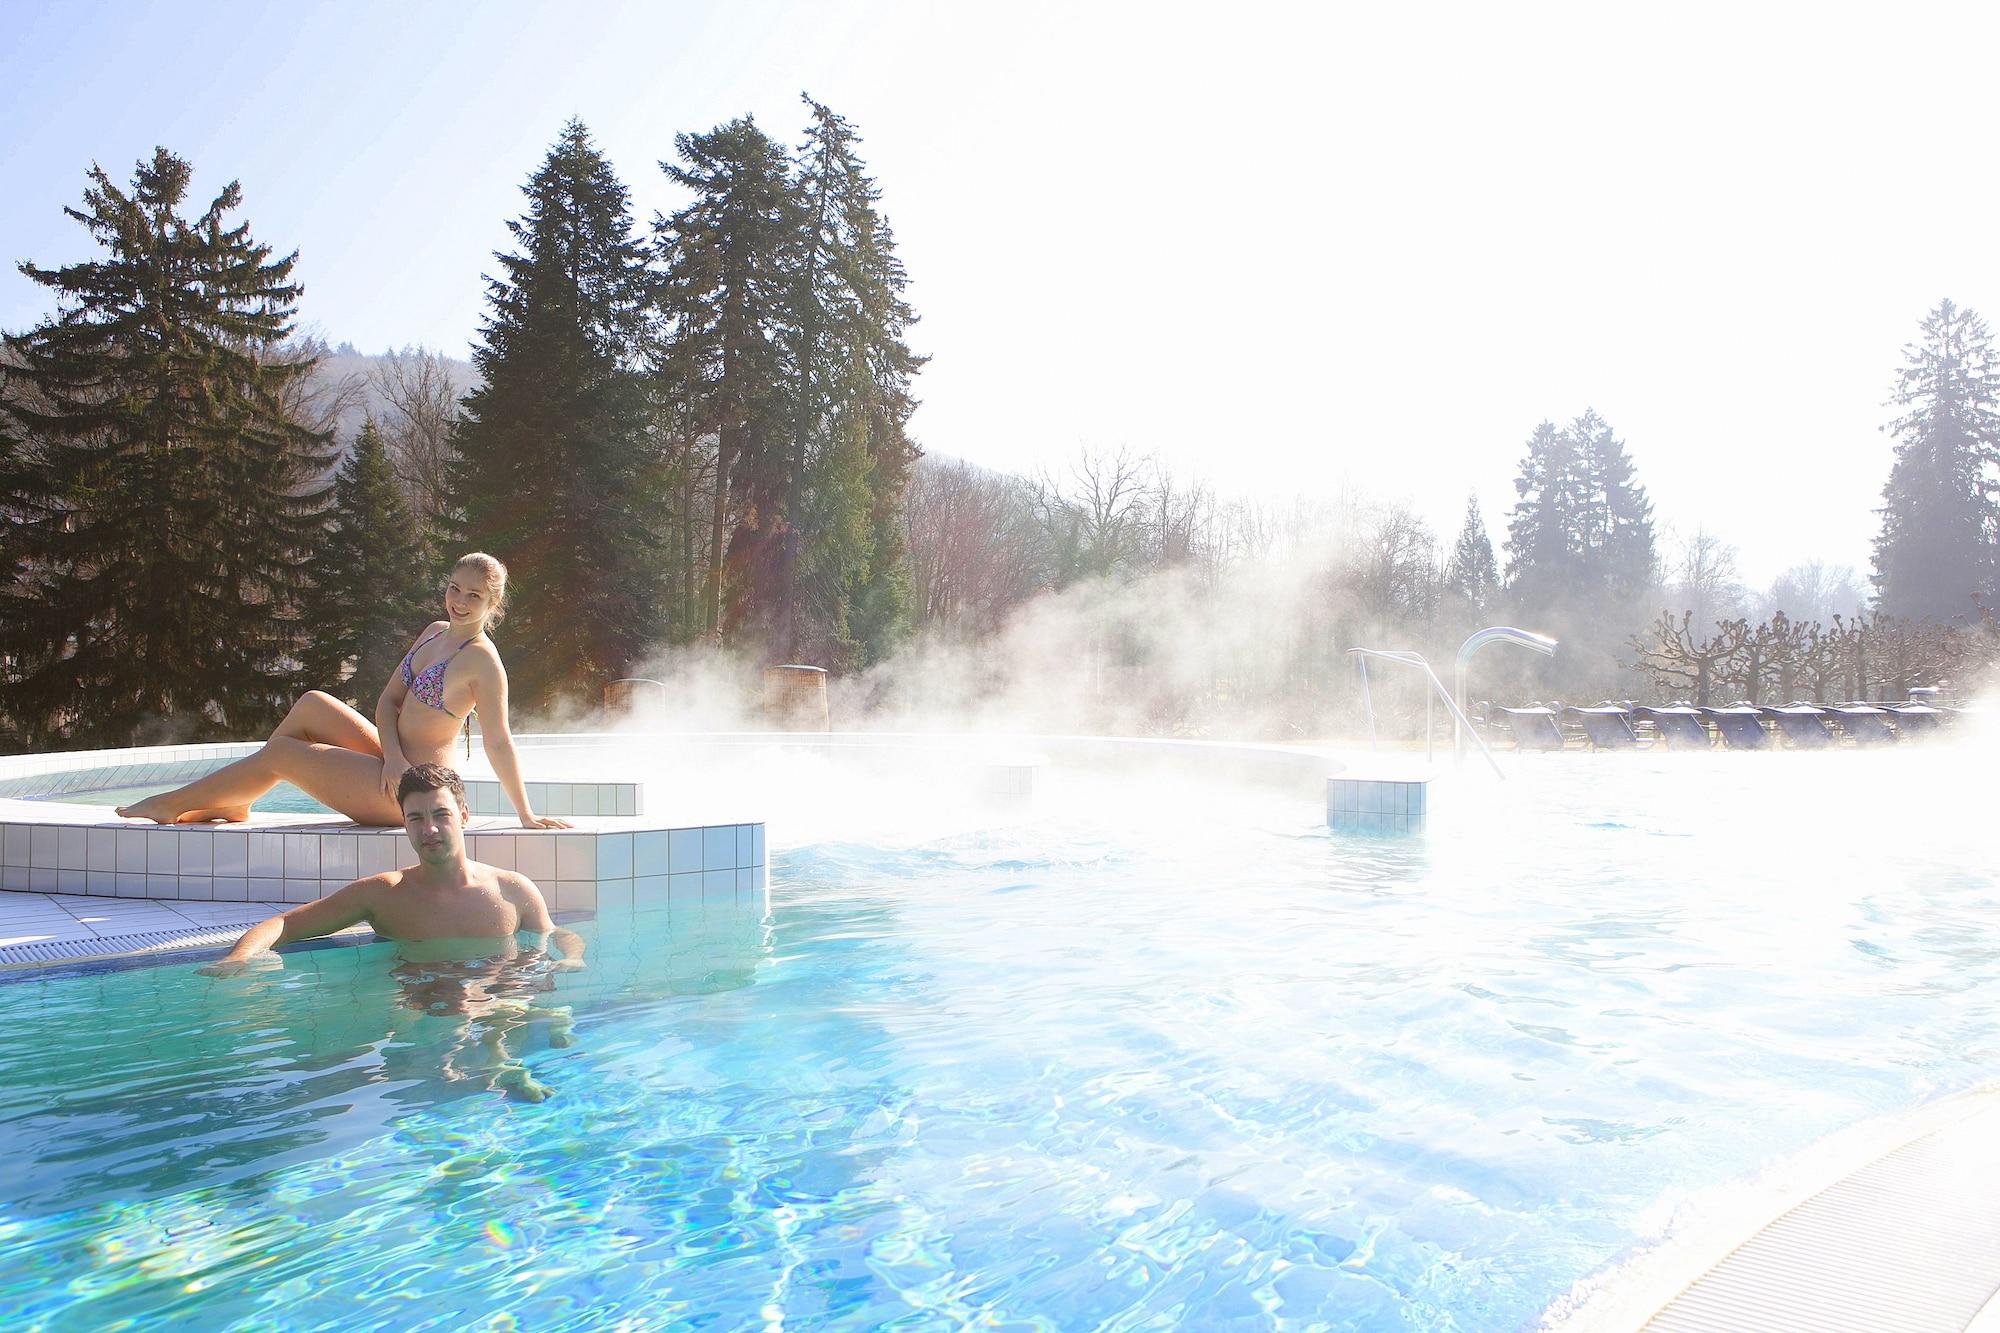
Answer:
[
  {"xmin": 1029, "ymin": 444, "xmax": 1153, "ymax": 587},
  {"xmin": 1664, "ymin": 526, "xmax": 1748, "ymax": 629},
  {"xmin": 1344, "ymin": 503, "xmax": 1441, "ymax": 625},
  {"xmin": 372, "ymin": 347, "xmax": 468, "ymax": 536},
  {"xmin": 1764, "ymin": 559, "xmax": 1868, "ymax": 627},
  {"xmin": 267, "ymin": 338, "xmax": 367, "ymax": 478},
  {"xmin": 903, "ymin": 455, "xmax": 1045, "ymax": 630},
  {"xmin": 1629, "ymin": 611, "xmax": 1746, "ymax": 706}
]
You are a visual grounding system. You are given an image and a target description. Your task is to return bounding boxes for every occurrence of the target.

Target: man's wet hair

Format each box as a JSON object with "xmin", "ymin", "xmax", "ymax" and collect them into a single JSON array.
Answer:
[{"xmin": 397, "ymin": 763, "xmax": 466, "ymax": 807}]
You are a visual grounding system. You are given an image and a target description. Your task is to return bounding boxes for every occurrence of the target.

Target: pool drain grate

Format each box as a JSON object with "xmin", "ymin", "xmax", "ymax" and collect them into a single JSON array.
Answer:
[{"xmin": 0, "ymin": 925, "xmax": 241, "ymax": 970}]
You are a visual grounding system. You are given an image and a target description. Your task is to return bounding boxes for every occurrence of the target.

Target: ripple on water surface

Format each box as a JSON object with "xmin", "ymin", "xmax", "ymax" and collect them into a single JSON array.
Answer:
[{"xmin": 2, "ymin": 752, "xmax": 1997, "ymax": 1329}]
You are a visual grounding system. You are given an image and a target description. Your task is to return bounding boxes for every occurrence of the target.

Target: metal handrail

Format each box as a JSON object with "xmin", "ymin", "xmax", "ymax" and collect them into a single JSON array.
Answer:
[{"xmin": 1347, "ymin": 647, "xmax": 1505, "ymax": 779}]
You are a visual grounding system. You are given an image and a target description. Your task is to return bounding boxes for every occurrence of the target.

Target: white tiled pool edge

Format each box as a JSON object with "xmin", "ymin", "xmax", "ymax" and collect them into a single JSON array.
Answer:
[
  {"xmin": 0, "ymin": 813, "xmax": 764, "ymax": 915},
  {"xmin": 0, "ymin": 738, "xmax": 751, "ymax": 915}
]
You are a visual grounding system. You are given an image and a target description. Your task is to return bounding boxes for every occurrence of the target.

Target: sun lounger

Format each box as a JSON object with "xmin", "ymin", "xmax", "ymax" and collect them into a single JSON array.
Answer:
[
  {"xmin": 1562, "ymin": 704, "xmax": 1638, "ymax": 750},
  {"xmin": 1759, "ymin": 703, "xmax": 1835, "ymax": 748},
  {"xmin": 1885, "ymin": 702, "xmax": 1944, "ymax": 736},
  {"xmin": 1823, "ymin": 703, "xmax": 1897, "ymax": 745},
  {"xmin": 1496, "ymin": 706, "xmax": 1566, "ymax": 751},
  {"xmin": 1632, "ymin": 705, "xmax": 1710, "ymax": 749},
  {"xmin": 1700, "ymin": 705, "xmax": 1770, "ymax": 749}
]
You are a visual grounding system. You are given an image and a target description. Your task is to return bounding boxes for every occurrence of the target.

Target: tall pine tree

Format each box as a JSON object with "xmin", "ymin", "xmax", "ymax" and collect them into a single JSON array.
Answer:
[
  {"xmin": 1503, "ymin": 410, "xmax": 1654, "ymax": 612},
  {"xmin": 449, "ymin": 120, "xmax": 666, "ymax": 708},
  {"xmin": 302, "ymin": 418, "xmax": 433, "ymax": 705},
  {"xmin": 1445, "ymin": 492, "xmax": 1499, "ymax": 614},
  {"xmin": 1569, "ymin": 408, "xmax": 1656, "ymax": 601},
  {"xmin": 1872, "ymin": 298, "xmax": 2000, "ymax": 621},
  {"xmin": 654, "ymin": 116, "xmax": 797, "ymax": 643},
  {"xmin": 1502, "ymin": 420, "xmax": 1578, "ymax": 612},
  {"xmin": 0, "ymin": 149, "xmax": 334, "ymax": 747},
  {"xmin": 783, "ymin": 97, "xmax": 925, "ymax": 668}
]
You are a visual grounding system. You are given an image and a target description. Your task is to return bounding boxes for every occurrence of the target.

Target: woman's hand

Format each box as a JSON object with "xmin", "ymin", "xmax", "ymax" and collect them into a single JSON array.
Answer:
[
  {"xmin": 380, "ymin": 759, "xmax": 409, "ymax": 804},
  {"xmin": 522, "ymin": 814, "xmax": 572, "ymax": 830}
]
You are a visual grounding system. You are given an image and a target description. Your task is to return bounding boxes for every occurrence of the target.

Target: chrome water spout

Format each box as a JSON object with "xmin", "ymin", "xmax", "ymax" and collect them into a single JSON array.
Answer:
[{"xmin": 1452, "ymin": 627, "xmax": 1557, "ymax": 760}]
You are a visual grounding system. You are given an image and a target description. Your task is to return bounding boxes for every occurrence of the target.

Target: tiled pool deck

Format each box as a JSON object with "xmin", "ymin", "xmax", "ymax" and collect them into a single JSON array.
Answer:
[{"xmin": 0, "ymin": 888, "xmax": 372, "ymax": 969}]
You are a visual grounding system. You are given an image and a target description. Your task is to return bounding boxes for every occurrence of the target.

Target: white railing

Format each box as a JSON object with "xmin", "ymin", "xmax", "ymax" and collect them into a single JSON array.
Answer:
[{"xmin": 1347, "ymin": 648, "xmax": 1505, "ymax": 779}]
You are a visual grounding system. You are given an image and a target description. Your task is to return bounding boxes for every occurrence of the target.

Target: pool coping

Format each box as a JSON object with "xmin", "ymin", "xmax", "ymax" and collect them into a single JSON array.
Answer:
[
  {"xmin": 1544, "ymin": 1084, "xmax": 2000, "ymax": 1331},
  {"xmin": 0, "ymin": 893, "xmax": 606, "ymax": 978}
]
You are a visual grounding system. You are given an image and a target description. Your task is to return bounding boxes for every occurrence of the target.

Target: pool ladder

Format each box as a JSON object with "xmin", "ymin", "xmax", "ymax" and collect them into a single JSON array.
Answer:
[{"xmin": 1348, "ymin": 627, "xmax": 1558, "ymax": 779}]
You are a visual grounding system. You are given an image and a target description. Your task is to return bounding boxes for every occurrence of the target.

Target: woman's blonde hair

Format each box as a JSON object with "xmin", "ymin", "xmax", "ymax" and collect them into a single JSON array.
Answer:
[{"xmin": 453, "ymin": 552, "xmax": 509, "ymax": 628}]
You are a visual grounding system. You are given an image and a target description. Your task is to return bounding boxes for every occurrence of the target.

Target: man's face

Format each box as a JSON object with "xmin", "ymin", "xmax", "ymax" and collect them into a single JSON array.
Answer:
[{"xmin": 400, "ymin": 787, "xmax": 470, "ymax": 865}]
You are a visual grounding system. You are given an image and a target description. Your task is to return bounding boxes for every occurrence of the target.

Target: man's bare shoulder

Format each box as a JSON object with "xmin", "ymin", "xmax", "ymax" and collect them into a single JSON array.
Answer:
[
  {"xmin": 485, "ymin": 867, "xmax": 554, "ymax": 926},
  {"xmin": 333, "ymin": 870, "xmax": 401, "ymax": 901}
]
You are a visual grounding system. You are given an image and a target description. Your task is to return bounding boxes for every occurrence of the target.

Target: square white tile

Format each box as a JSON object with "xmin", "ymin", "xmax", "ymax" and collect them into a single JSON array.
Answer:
[
  {"xmin": 515, "ymin": 836, "xmax": 556, "ymax": 881},
  {"xmin": 556, "ymin": 836, "xmax": 595, "ymax": 880}
]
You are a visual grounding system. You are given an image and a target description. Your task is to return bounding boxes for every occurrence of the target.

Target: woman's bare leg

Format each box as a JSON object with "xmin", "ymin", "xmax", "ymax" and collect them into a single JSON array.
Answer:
[
  {"xmin": 117, "ymin": 692, "xmax": 389, "ymax": 823},
  {"xmin": 256, "ymin": 740, "xmax": 404, "ymax": 825}
]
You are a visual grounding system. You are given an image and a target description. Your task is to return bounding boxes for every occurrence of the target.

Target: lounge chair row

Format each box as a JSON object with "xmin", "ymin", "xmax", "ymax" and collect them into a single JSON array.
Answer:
[{"xmin": 1488, "ymin": 701, "xmax": 1952, "ymax": 751}]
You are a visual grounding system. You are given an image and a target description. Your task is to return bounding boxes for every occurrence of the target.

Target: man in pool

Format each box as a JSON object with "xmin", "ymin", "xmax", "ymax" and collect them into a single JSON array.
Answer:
[{"xmin": 205, "ymin": 762, "xmax": 584, "ymax": 973}]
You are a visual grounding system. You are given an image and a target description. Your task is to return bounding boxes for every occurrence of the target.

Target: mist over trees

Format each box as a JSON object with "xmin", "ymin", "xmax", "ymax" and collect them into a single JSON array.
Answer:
[
  {"xmin": 1500, "ymin": 410, "xmax": 1657, "ymax": 689},
  {"xmin": 1872, "ymin": 299, "xmax": 2000, "ymax": 621},
  {"xmin": 4, "ymin": 126, "xmax": 2000, "ymax": 748}
]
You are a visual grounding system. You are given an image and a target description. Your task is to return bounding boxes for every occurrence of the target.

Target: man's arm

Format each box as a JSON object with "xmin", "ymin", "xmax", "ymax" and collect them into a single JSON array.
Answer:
[
  {"xmin": 503, "ymin": 872, "xmax": 585, "ymax": 968},
  {"xmin": 199, "ymin": 877, "xmax": 384, "ymax": 975}
]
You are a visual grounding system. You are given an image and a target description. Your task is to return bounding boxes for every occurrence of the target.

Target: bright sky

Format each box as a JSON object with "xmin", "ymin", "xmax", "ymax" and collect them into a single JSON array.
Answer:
[{"xmin": 5, "ymin": 1, "xmax": 1997, "ymax": 585}]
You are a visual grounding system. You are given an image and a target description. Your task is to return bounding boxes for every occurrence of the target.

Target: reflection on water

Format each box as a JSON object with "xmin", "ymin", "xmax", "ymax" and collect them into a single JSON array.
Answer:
[
  {"xmin": 2, "ymin": 751, "xmax": 1998, "ymax": 1329},
  {"xmin": 0, "ymin": 898, "xmax": 772, "ymax": 1222}
]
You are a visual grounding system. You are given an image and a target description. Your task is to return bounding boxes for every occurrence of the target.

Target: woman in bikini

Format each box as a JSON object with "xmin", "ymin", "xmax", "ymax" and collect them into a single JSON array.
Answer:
[{"xmin": 116, "ymin": 553, "xmax": 571, "ymax": 829}]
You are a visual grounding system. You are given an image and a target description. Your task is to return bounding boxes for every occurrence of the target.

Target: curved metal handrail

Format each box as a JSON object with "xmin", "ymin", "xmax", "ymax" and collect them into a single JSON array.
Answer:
[{"xmin": 1347, "ymin": 647, "xmax": 1504, "ymax": 779}]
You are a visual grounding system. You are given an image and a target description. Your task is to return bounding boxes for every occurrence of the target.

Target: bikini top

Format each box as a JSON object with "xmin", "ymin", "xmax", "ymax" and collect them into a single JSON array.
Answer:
[{"xmin": 400, "ymin": 628, "xmax": 479, "ymax": 718}]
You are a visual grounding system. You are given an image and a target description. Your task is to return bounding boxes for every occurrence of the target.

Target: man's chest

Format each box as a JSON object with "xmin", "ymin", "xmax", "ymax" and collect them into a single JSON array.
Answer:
[{"xmin": 376, "ymin": 889, "xmax": 517, "ymax": 940}]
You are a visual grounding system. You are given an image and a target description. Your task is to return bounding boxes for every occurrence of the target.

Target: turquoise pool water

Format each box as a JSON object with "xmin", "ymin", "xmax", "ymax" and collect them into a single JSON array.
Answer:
[
  {"xmin": 50, "ymin": 781, "xmax": 330, "ymax": 816},
  {"xmin": 2, "ymin": 752, "xmax": 1996, "ymax": 1329}
]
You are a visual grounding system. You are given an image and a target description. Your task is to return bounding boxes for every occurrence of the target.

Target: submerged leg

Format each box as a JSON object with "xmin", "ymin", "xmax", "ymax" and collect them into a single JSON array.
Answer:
[
  {"xmin": 118, "ymin": 692, "xmax": 389, "ymax": 824},
  {"xmin": 479, "ymin": 1019, "xmax": 552, "ymax": 1102}
]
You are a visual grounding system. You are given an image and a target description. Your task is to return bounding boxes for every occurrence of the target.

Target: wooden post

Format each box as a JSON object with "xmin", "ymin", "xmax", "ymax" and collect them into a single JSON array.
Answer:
[{"xmin": 763, "ymin": 665, "xmax": 829, "ymax": 731}]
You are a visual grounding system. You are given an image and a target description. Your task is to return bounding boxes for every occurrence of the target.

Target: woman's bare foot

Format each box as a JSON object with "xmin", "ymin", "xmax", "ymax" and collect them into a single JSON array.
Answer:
[
  {"xmin": 114, "ymin": 794, "xmax": 183, "ymax": 823},
  {"xmin": 174, "ymin": 806, "xmax": 253, "ymax": 824}
]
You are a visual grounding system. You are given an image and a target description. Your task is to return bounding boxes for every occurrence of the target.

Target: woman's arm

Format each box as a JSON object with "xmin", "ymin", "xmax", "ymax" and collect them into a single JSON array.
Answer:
[{"xmin": 474, "ymin": 653, "xmax": 571, "ymax": 829}]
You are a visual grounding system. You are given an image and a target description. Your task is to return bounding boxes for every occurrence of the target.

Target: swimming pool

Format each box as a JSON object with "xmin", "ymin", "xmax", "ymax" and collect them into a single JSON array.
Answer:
[
  {"xmin": 46, "ymin": 781, "xmax": 329, "ymax": 816},
  {"xmin": 2, "ymin": 748, "xmax": 1995, "ymax": 1328}
]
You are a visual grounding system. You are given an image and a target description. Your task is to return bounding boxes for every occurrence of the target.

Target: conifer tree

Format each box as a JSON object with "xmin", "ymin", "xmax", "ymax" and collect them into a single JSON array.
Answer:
[
  {"xmin": 1445, "ymin": 492, "xmax": 1499, "ymax": 614},
  {"xmin": 1569, "ymin": 408, "xmax": 1656, "ymax": 600},
  {"xmin": 302, "ymin": 419, "xmax": 433, "ymax": 704},
  {"xmin": 1503, "ymin": 411, "xmax": 1654, "ymax": 612},
  {"xmin": 655, "ymin": 116, "xmax": 797, "ymax": 642},
  {"xmin": 449, "ymin": 120, "xmax": 666, "ymax": 708},
  {"xmin": 1502, "ymin": 420, "xmax": 1577, "ymax": 611},
  {"xmin": 0, "ymin": 149, "xmax": 334, "ymax": 747},
  {"xmin": 782, "ymin": 97, "xmax": 925, "ymax": 667},
  {"xmin": 1872, "ymin": 298, "xmax": 2000, "ymax": 621}
]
